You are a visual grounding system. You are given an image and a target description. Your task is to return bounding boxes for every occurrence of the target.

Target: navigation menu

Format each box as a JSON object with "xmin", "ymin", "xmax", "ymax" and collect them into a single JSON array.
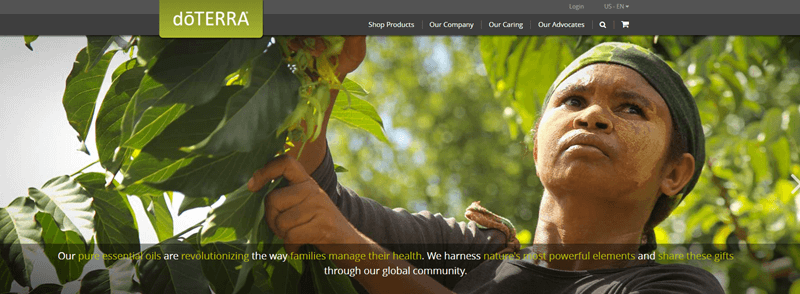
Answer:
[{"xmin": 3, "ymin": 14, "xmax": 797, "ymax": 35}]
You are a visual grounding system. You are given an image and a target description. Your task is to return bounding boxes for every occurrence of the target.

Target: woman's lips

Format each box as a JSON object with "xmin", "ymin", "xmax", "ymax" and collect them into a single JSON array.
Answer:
[{"xmin": 558, "ymin": 132, "xmax": 613, "ymax": 158}]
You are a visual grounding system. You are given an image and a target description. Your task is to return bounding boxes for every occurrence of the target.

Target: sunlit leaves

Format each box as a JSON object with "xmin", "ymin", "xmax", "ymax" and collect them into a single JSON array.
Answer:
[
  {"xmin": 36, "ymin": 212, "xmax": 91, "ymax": 283},
  {"xmin": 86, "ymin": 36, "xmax": 114, "ymax": 72},
  {"xmin": 63, "ymin": 48, "xmax": 115, "ymax": 147},
  {"xmin": 28, "ymin": 176, "xmax": 95, "ymax": 244},
  {"xmin": 136, "ymin": 36, "xmax": 171, "ymax": 66},
  {"xmin": 186, "ymin": 48, "xmax": 299, "ymax": 156},
  {"xmin": 332, "ymin": 79, "xmax": 389, "ymax": 143},
  {"xmin": 178, "ymin": 197, "xmax": 211, "ymax": 216},
  {"xmin": 200, "ymin": 186, "xmax": 264, "ymax": 245},
  {"xmin": 149, "ymin": 132, "xmax": 286, "ymax": 199},
  {"xmin": 122, "ymin": 39, "xmax": 270, "ymax": 150},
  {"xmin": 95, "ymin": 60, "xmax": 145, "ymax": 173},
  {"xmin": 0, "ymin": 197, "xmax": 42, "ymax": 287},
  {"xmin": 120, "ymin": 86, "xmax": 237, "ymax": 197},
  {"xmin": 145, "ymin": 195, "xmax": 173, "ymax": 242},
  {"xmin": 75, "ymin": 172, "xmax": 140, "ymax": 264}
]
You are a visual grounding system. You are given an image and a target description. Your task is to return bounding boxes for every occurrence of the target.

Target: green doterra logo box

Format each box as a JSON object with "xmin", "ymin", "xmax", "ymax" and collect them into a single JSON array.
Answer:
[{"xmin": 160, "ymin": 0, "xmax": 262, "ymax": 38}]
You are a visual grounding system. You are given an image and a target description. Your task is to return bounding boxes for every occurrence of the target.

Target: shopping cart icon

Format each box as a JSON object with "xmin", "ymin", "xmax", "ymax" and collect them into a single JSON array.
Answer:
[{"xmin": 621, "ymin": 21, "xmax": 630, "ymax": 28}]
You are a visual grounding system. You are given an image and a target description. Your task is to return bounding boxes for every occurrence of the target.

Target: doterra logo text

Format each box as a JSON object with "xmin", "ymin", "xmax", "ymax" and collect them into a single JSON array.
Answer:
[
  {"xmin": 159, "ymin": 0, "xmax": 262, "ymax": 37},
  {"xmin": 173, "ymin": 11, "xmax": 250, "ymax": 26}
]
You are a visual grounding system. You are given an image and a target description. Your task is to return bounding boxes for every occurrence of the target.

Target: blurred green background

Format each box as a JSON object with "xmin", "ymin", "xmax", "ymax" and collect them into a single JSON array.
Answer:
[{"xmin": 329, "ymin": 36, "xmax": 800, "ymax": 294}]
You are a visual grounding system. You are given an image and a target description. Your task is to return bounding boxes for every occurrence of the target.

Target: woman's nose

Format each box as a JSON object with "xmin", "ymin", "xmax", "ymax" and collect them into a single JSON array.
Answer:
[{"xmin": 573, "ymin": 105, "xmax": 613, "ymax": 133}]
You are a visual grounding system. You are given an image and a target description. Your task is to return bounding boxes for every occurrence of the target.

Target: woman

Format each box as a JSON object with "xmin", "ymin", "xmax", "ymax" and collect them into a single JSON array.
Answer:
[{"xmin": 248, "ymin": 38, "xmax": 725, "ymax": 293}]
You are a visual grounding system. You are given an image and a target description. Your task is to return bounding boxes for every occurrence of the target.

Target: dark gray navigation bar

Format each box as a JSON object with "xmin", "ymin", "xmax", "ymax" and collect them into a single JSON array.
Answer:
[
  {"xmin": 1, "ymin": 14, "xmax": 798, "ymax": 35},
  {"xmin": 2, "ymin": 0, "xmax": 800, "ymax": 14}
]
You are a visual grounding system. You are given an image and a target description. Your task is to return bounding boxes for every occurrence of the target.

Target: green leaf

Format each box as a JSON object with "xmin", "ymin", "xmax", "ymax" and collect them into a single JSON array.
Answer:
[
  {"xmin": 29, "ymin": 283, "xmax": 63, "ymax": 294},
  {"xmin": 95, "ymin": 61, "xmax": 145, "ymax": 173},
  {"xmin": 122, "ymin": 39, "xmax": 270, "ymax": 151},
  {"xmin": 148, "ymin": 131, "xmax": 287, "ymax": 199},
  {"xmin": 178, "ymin": 197, "xmax": 211, "ymax": 216},
  {"xmin": 121, "ymin": 87, "xmax": 239, "ymax": 197},
  {"xmin": 0, "ymin": 255, "xmax": 12, "ymax": 293},
  {"xmin": 121, "ymin": 76, "xmax": 188, "ymax": 150},
  {"xmin": 186, "ymin": 47, "xmax": 300, "ymax": 156},
  {"xmin": 79, "ymin": 259, "xmax": 139, "ymax": 294},
  {"xmin": 63, "ymin": 48, "xmax": 115, "ymax": 145},
  {"xmin": 331, "ymin": 94, "xmax": 389, "ymax": 144},
  {"xmin": 86, "ymin": 36, "xmax": 114, "ymax": 72},
  {"xmin": 201, "ymin": 242, "xmax": 248, "ymax": 294},
  {"xmin": 147, "ymin": 39, "xmax": 270, "ymax": 107},
  {"xmin": 138, "ymin": 239, "xmax": 211, "ymax": 294},
  {"xmin": 232, "ymin": 182, "xmax": 279, "ymax": 294},
  {"xmin": 268, "ymin": 252, "xmax": 300, "ymax": 294},
  {"xmin": 340, "ymin": 78, "xmax": 369, "ymax": 97},
  {"xmin": 232, "ymin": 224, "xmax": 261, "ymax": 294},
  {"xmin": 136, "ymin": 36, "xmax": 172, "ymax": 66},
  {"xmin": 141, "ymin": 86, "xmax": 242, "ymax": 160},
  {"xmin": 75, "ymin": 173, "xmax": 140, "ymax": 265},
  {"xmin": 0, "ymin": 197, "xmax": 42, "ymax": 287},
  {"xmin": 24, "ymin": 35, "xmax": 38, "ymax": 51},
  {"xmin": 200, "ymin": 186, "xmax": 264, "ymax": 245},
  {"xmin": 249, "ymin": 262, "xmax": 272, "ymax": 294},
  {"xmin": 146, "ymin": 195, "xmax": 173, "ymax": 242},
  {"xmin": 333, "ymin": 164, "xmax": 349, "ymax": 173},
  {"xmin": 28, "ymin": 175, "xmax": 95, "ymax": 244},
  {"xmin": 310, "ymin": 257, "xmax": 358, "ymax": 294},
  {"xmin": 36, "ymin": 212, "xmax": 91, "ymax": 283}
]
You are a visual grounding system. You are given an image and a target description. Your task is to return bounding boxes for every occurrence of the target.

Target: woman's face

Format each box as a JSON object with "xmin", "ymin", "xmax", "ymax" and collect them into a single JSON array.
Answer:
[{"xmin": 534, "ymin": 63, "xmax": 674, "ymax": 201}]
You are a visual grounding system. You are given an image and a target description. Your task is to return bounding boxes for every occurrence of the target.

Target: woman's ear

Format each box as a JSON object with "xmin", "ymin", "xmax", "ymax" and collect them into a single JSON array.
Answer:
[{"xmin": 660, "ymin": 153, "xmax": 695, "ymax": 197}]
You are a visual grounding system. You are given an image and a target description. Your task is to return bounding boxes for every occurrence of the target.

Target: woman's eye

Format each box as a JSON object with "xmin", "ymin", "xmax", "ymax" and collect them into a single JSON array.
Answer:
[
  {"xmin": 622, "ymin": 104, "xmax": 644, "ymax": 116},
  {"xmin": 563, "ymin": 97, "xmax": 583, "ymax": 108}
]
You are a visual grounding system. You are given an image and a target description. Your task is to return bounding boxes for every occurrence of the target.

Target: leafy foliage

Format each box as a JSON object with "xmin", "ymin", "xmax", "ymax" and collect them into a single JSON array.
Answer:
[
  {"xmin": 2, "ymin": 36, "xmax": 373, "ymax": 293},
  {"xmin": 0, "ymin": 197, "xmax": 42, "ymax": 287},
  {"xmin": 62, "ymin": 48, "xmax": 115, "ymax": 151}
]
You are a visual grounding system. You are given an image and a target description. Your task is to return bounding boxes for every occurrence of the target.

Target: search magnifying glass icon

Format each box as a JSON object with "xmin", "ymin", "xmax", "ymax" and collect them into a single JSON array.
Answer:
[{"xmin": 599, "ymin": 21, "xmax": 607, "ymax": 28}]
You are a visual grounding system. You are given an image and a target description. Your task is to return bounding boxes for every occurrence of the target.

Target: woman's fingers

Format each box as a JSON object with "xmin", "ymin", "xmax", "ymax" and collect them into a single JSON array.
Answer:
[
  {"xmin": 248, "ymin": 155, "xmax": 311, "ymax": 192},
  {"xmin": 265, "ymin": 181, "xmax": 315, "ymax": 212},
  {"xmin": 256, "ymin": 158, "xmax": 351, "ymax": 247},
  {"xmin": 282, "ymin": 219, "xmax": 329, "ymax": 253},
  {"xmin": 264, "ymin": 183, "xmax": 317, "ymax": 236}
]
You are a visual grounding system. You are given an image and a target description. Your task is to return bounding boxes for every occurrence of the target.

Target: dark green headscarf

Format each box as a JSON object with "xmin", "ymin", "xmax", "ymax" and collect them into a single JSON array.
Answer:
[{"xmin": 542, "ymin": 42, "xmax": 705, "ymax": 251}]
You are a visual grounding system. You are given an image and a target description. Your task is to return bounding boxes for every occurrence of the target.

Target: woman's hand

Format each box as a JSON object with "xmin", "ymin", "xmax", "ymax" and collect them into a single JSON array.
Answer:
[
  {"xmin": 248, "ymin": 157, "xmax": 454, "ymax": 294},
  {"xmin": 248, "ymin": 154, "xmax": 361, "ymax": 253}
]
